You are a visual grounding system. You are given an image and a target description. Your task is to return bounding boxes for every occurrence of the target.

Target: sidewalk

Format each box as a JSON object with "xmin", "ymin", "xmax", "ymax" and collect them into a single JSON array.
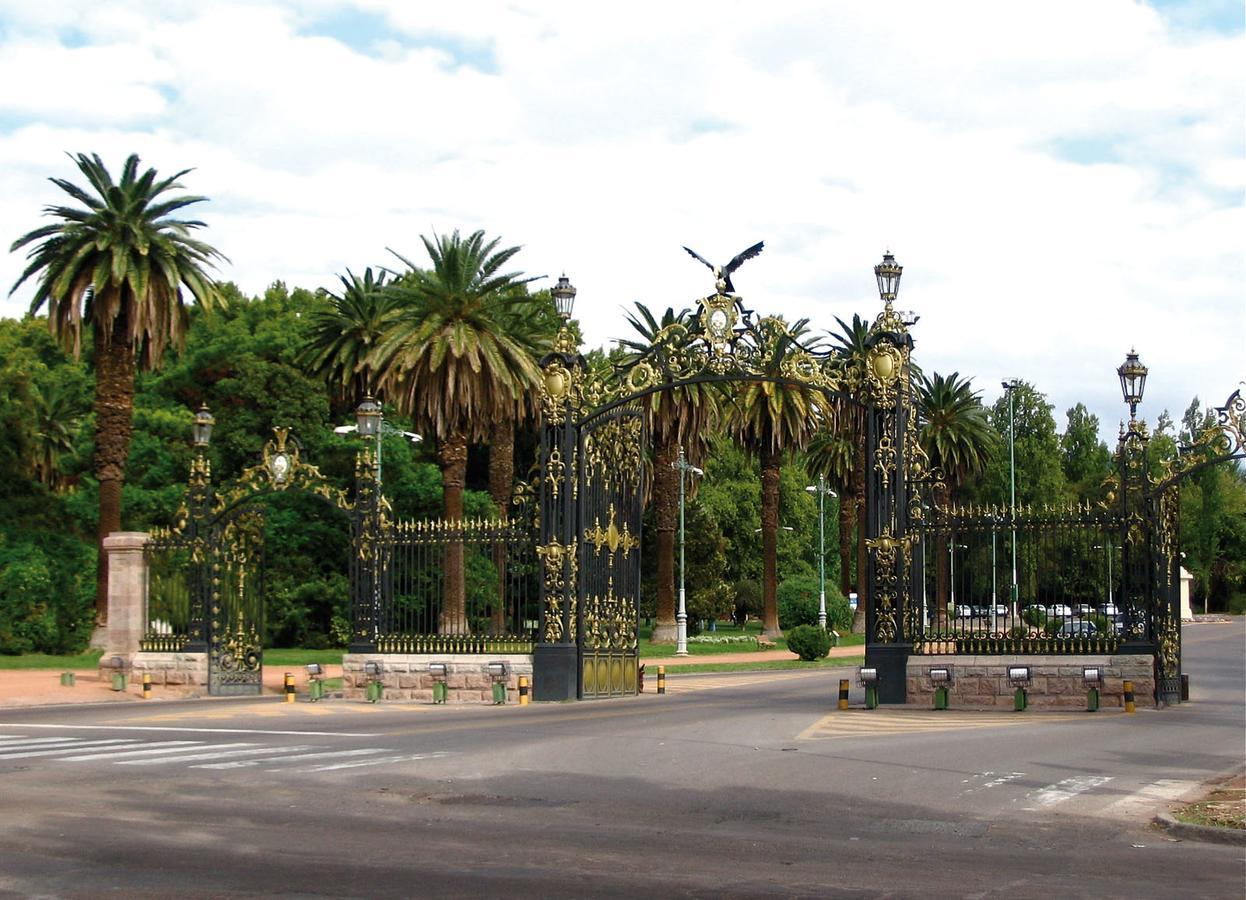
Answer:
[{"xmin": 0, "ymin": 665, "xmax": 342, "ymax": 710}]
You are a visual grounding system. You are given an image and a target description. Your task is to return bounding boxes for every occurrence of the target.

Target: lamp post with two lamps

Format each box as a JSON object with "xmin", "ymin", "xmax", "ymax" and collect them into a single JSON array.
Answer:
[
  {"xmin": 805, "ymin": 476, "xmax": 837, "ymax": 629},
  {"xmin": 674, "ymin": 448, "xmax": 703, "ymax": 656}
]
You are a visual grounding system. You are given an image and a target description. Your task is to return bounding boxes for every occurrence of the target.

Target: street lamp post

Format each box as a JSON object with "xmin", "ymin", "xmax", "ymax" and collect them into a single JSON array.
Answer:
[
  {"xmin": 334, "ymin": 396, "xmax": 422, "ymax": 486},
  {"xmin": 1093, "ymin": 541, "xmax": 1113, "ymax": 606},
  {"xmin": 674, "ymin": 448, "xmax": 703, "ymax": 657},
  {"xmin": 805, "ymin": 477, "xmax": 838, "ymax": 629},
  {"xmin": 1002, "ymin": 379, "xmax": 1020, "ymax": 615},
  {"xmin": 949, "ymin": 542, "xmax": 968, "ymax": 612}
]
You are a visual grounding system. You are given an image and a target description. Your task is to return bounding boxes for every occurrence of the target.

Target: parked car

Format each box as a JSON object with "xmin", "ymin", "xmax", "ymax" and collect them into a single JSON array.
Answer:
[
  {"xmin": 1057, "ymin": 619, "xmax": 1097, "ymax": 637},
  {"xmin": 1045, "ymin": 604, "xmax": 1073, "ymax": 618}
]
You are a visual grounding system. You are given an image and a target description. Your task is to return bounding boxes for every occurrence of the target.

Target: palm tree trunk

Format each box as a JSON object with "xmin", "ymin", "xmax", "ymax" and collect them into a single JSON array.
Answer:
[
  {"xmin": 760, "ymin": 446, "xmax": 782, "ymax": 638},
  {"xmin": 651, "ymin": 437, "xmax": 680, "ymax": 642},
  {"xmin": 439, "ymin": 429, "xmax": 469, "ymax": 635},
  {"xmin": 93, "ymin": 317, "xmax": 137, "ymax": 624},
  {"xmin": 488, "ymin": 417, "xmax": 515, "ymax": 635}
]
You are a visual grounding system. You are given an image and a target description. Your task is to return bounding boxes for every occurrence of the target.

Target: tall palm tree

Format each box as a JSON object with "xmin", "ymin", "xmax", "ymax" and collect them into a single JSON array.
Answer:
[
  {"xmin": 302, "ymin": 267, "xmax": 396, "ymax": 402},
  {"xmin": 916, "ymin": 371, "xmax": 998, "ymax": 624},
  {"xmin": 30, "ymin": 380, "xmax": 85, "ymax": 491},
  {"xmin": 617, "ymin": 303, "xmax": 719, "ymax": 642},
  {"xmin": 375, "ymin": 230, "xmax": 541, "ymax": 635},
  {"xmin": 9, "ymin": 152, "xmax": 225, "ymax": 622},
  {"xmin": 828, "ymin": 313, "xmax": 872, "ymax": 633},
  {"xmin": 728, "ymin": 316, "xmax": 822, "ymax": 638}
]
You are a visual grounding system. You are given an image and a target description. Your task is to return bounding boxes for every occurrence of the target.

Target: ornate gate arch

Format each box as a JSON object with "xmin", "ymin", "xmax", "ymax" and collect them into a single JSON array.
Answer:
[
  {"xmin": 533, "ymin": 265, "xmax": 924, "ymax": 701},
  {"xmin": 146, "ymin": 426, "xmax": 376, "ymax": 695}
]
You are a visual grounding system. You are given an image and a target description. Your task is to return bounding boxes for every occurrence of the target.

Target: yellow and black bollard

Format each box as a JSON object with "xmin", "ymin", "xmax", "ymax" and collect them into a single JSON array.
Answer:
[
  {"xmin": 1123, "ymin": 679, "xmax": 1136, "ymax": 714},
  {"xmin": 518, "ymin": 675, "xmax": 530, "ymax": 706},
  {"xmin": 142, "ymin": 672, "xmax": 152, "ymax": 700},
  {"xmin": 657, "ymin": 665, "xmax": 666, "ymax": 695},
  {"xmin": 838, "ymin": 679, "xmax": 850, "ymax": 711},
  {"xmin": 284, "ymin": 672, "xmax": 296, "ymax": 703}
]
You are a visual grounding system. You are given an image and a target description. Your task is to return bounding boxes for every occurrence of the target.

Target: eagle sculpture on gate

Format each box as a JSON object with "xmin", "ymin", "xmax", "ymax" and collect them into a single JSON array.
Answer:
[{"xmin": 682, "ymin": 241, "xmax": 764, "ymax": 294}]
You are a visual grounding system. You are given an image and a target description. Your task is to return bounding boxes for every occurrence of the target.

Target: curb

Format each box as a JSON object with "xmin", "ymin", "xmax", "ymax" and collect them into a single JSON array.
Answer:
[{"xmin": 1152, "ymin": 811, "xmax": 1246, "ymax": 846}]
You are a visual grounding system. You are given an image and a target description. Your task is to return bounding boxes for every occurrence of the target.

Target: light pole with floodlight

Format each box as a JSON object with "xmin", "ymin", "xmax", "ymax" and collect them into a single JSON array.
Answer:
[
  {"xmin": 674, "ymin": 448, "xmax": 703, "ymax": 656},
  {"xmin": 334, "ymin": 396, "xmax": 422, "ymax": 486},
  {"xmin": 805, "ymin": 476, "xmax": 837, "ymax": 629},
  {"xmin": 1002, "ymin": 379, "xmax": 1020, "ymax": 615}
]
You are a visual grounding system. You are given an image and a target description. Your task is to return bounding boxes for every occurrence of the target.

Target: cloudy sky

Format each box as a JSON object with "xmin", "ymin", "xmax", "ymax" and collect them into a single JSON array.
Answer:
[{"xmin": 1, "ymin": 0, "xmax": 1242, "ymax": 440}]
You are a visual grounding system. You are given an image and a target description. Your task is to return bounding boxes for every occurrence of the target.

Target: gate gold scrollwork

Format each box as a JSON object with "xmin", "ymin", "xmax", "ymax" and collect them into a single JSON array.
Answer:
[{"xmin": 536, "ymin": 539, "xmax": 577, "ymax": 643}]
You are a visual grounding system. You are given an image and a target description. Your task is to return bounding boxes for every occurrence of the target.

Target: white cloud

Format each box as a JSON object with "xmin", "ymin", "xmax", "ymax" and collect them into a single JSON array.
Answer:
[{"xmin": 0, "ymin": 0, "xmax": 1241, "ymax": 440}]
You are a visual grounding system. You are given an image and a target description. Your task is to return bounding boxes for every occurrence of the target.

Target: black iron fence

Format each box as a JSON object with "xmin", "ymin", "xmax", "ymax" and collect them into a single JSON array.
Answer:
[
  {"xmin": 141, "ymin": 535, "xmax": 194, "ymax": 652},
  {"xmin": 912, "ymin": 503, "xmax": 1129, "ymax": 655},
  {"xmin": 372, "ymin": 516, "xmax": 540, "ymax": 654}
]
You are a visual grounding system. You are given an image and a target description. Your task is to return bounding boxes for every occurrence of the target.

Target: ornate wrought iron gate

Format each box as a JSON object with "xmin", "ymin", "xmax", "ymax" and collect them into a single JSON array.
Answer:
[
  {"xmin": 206, "ymin": 507, "xmax": 266, "ymax": 695},
  {"xmin": 577, "ymin": 408, "xmax": 645, "ymax": 698}
]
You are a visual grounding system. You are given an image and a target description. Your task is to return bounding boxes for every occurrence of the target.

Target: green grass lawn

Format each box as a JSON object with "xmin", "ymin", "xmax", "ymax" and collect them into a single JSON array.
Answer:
[
  {"xmin": 264, "ymin": 648, "xmax": 345, "ymax": 667},
  {"xmin": 639, "ymin": 622, "xmax": 863, "ymax": 658},
  {"xmin": 0, "ymin": 650, "xmax": 104, "ymax": 670}
]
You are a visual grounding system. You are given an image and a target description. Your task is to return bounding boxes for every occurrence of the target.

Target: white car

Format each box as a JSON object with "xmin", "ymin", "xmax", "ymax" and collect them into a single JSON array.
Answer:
[{"xmin": 1046, "ymin": 604, "xmax": 1073, "ymax": 618}]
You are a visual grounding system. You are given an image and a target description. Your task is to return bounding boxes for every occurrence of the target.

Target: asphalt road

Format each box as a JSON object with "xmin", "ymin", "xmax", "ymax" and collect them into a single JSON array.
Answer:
[{"xmin": 0, "ymin": 621, "xmax": 1241, "ymax": 898}]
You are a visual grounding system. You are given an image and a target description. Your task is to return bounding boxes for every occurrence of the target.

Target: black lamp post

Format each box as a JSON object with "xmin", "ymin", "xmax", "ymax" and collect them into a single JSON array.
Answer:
[
  {"xmin": 192, "ymin": 405, "xmax": 215, "ymax": 449},
  {"xmin": 1117, "ymin": 348, "xmax": 1148, "ymax": 422},
  {"xmin": 874, "ymin": 251, "xmax": 903, "ymax": 305},
  {"xmin": 551, "ymin": 273, "xmax": 577, "ymax": 321}
]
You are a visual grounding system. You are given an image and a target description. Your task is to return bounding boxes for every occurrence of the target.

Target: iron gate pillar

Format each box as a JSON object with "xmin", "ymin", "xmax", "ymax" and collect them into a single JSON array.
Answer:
[
  {"xmin": 865, "ymin": 643, "xmax": 910, "ymax": 704},
  {"xmin": 533, "ymin": 644, "xmax": 578, "ymax": 701}
]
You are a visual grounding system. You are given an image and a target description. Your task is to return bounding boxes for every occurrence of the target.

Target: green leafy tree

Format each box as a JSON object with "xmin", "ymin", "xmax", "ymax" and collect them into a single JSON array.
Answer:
[
  {"xmin": 302, "ymin": 267, "xmax": 396, "ymax": 402},
  {"xmin": 9, "ymin": 153, "xmax": 226, "ymax": 621},
  {"xmin": 1061, "ymin": 403, "xmax": 1112, "ymax": 503}
]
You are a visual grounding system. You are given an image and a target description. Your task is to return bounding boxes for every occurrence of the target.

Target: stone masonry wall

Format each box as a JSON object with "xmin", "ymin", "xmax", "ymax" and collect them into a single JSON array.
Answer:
[
  {"xmin": 342, "ymin": 653, "xmax": 534, "ymax": 703},
  {"xmin": 906, "ymin": 653, "xmax": 1156, "ymax": 709},
  {"xmin": 102, "ymin": 651, "xmax": 209, "ymax": 687}
]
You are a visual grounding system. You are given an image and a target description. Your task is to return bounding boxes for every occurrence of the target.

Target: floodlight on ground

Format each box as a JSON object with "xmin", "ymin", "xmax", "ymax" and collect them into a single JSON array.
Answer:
[
  {"xmin": 428, "ymin": 662, "xmax": 448, "ymax": 678},
  {"xmin": 1007, "ymin": 666, "xmax": 1031, "ymax": 687},
  {"xmin": 305, "ymin": 663, "xmax": 322, "ymax": 677},
  {"xmin": 486, "ymin": 661, "xmax": 508, "ymax": 679},
  {"xmin": 364, "ymin": 661, "xmax": 383, "ymax": 677},
  {"xmin": 1082, "ymin": 667, "xmax": 1103, "ymax": 687},
  {"xmin": 929, "ymin": 667, "xmax": 952, "ymax": 685},
  {"xmin": 858, "ymin": 667, "xmax": 878, "ymax": 686}
]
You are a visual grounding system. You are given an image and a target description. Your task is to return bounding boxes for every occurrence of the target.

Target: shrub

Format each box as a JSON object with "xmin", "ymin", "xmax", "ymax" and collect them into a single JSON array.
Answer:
[
  {"xmin": 785, "ymin": 624, "xmax": 831, "ymax": 661},
  {"xmin": 1021, "ymin": 607, "xmax": 1047, "ymax": 629},
  {"xmin": 778, "ymin": 576, "xmax": 821, "ymax": 629}
]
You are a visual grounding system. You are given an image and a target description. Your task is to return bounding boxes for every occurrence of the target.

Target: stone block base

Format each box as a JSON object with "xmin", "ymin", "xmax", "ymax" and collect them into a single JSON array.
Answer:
[
  {"xmin": 342, "ymin": 653, "xmax": 533, "ymax": 704},
  {"xmin": 103, "ymin": 651, "xmax": 209, "ymax": 688},
  {"xmin": 905, "ymin": 654, "xmax": 1156, "ymax": 709}
]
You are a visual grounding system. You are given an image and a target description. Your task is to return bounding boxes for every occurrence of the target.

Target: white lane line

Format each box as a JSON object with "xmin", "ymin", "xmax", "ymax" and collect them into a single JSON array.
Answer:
[
  {"xmin": 116, "ymin": 744, "xmax": 316, "ymax": 766},
  {"xmin": 0, "ymin": 740, "xmax": 142, "ymax": 760},
  {"xmin": 192, "ymin": 748, "xmax": 388, "ymax": 770},
  {"xmin": 58, "ymin": 741, "xmax": 205, "ymax": 761},
  {"xmin": 1023, "ymin": 775, "xmax": 1114, "ymax": 810},
  {"xmin": 0, "ymin": 724, "xmax": 380, "ymax": 737},
  {"xmin": 301, "ymin": 751, "xmax": 451, "ymax": 772}
]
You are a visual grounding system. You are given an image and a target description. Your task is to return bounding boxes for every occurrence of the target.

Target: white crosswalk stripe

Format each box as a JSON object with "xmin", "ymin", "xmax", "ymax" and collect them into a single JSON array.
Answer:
[
  {"xmin": 0, "ymin": 740, "xmax": 142, "ymax": 759},
  {"xmin": 58, "ymin": 741, "xmax": 209, "ymax": 761},
  {"xmin": 118, "ymin": 745, "xmax": 314, "ymax": 766},
  {"xmin": 192, "ymin": 747, "xmax": 388, "ymax": 770},
  {"xmin": 1, "ymin": 733, "xmax": 448, "ymax": 774}
]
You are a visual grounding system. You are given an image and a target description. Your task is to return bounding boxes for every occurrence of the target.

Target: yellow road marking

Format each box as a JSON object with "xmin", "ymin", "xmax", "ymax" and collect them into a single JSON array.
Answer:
[{"xmin": 797, "ymin": 710, "xmax": 1085, "ymax": 741}]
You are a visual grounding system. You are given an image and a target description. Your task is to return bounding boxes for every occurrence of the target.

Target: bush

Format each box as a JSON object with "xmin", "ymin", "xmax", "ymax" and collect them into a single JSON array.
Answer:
[
  {"xmin": 1021, "ymin": 607, "xmax": 1047, "ymax": 629},
  {"xmin": 734, "ymin": 578, "xmax": 762, "ymax": 624},
  {"xmin": 0, "ymin": 539, "xmax": 95, "ymax": 655},
  {"xmin": 777, "ymin": 576, "xmax": 821, "ymax": 629},
  {"xmin": 785, "ymin": 624, "xmax": 831, "ymax": 661}
]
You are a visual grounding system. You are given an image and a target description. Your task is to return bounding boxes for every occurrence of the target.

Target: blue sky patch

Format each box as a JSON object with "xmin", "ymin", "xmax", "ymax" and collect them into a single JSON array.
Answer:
[
  {"xmin": 1146, "ymin": 0, "xmax": 1244, "ymax": 35},
  {"xmin": 300, "ymin": 8, "xmax": 497, "ymax": 72},
  {"xmin": 1050, "ymin": 137, "xmax": 1121, "ymax": 166}
]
